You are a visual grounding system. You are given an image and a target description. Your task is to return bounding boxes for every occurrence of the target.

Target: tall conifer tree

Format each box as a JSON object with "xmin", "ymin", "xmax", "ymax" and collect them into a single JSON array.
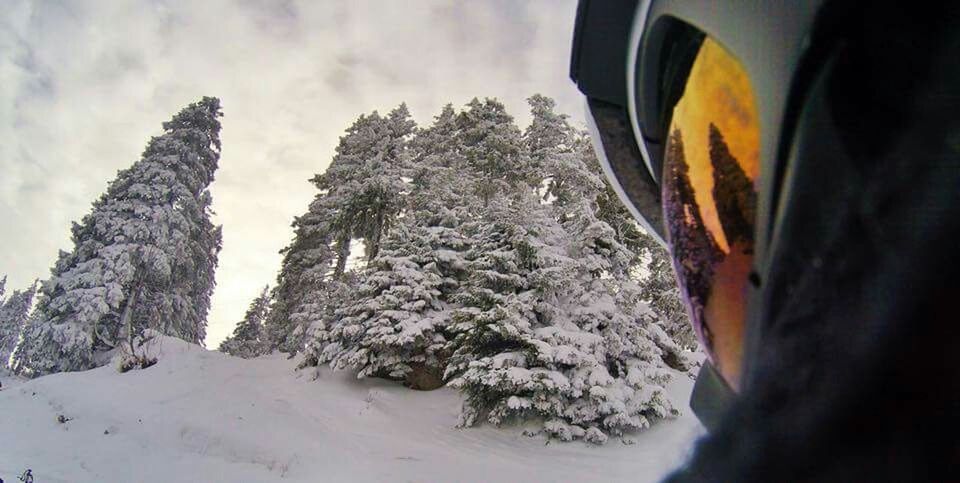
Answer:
[
  {"xmin": 12, "ymin": 97, "xmax": 223, "ymax": 376},
  {"xmin": 0, "ymin": 281, "xmax": 37, "ymax": 367},
  {"xmin": 264, "ymin": 196, "xmax": 338, "ymax": 355},
  {"xmin": 219, "ymin": 285, "xmax": 271, "ymax": 358},
  {"xmin": 314, "ymin": 105, "xmax": 475, "ymax": 387},
  {"xmin": 266, "ymin": 105, "xmax": 414, "ymax": 356}
]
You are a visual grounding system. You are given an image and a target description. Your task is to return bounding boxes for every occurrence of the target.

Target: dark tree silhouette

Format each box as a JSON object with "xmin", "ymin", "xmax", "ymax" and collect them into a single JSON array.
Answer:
[
  {"xmin": 662, "ymin": 129, "xmax": 723, "ymax": 343},
  {"xmin": 708, "ymin": 123, "xmax": 757, "ymax": 249}
]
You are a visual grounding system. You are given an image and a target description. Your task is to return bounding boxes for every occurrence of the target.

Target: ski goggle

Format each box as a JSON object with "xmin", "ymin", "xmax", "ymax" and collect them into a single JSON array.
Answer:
[
  {"xmin": 586, "ymin": 36, "xmax": 759, "ymax": 393},
  {"xmin": 659, "ymin": 37, "xmax": 759, "ymax": 392},
  {"xmin": 572, "ymin": 0, "xmax": 832, "ymax": 429}
]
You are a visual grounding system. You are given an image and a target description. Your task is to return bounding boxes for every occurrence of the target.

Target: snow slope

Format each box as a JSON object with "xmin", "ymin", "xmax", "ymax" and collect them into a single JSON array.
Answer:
[{"xmin": 0, "ymin": 336, "xmax": 702, "ymax": 482}]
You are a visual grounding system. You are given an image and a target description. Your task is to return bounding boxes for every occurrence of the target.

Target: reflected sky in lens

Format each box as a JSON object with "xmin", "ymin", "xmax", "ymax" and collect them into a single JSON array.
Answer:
[
  {"xmin": 670, "ymin": 38, "xmax": 759, "ymax": 253},
  {"xmin": 664, "ymin": 37, "xmax": 760, "ymax": 389}
]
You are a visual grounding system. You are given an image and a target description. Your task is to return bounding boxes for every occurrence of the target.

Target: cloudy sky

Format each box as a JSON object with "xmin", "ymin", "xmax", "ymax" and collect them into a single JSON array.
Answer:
[{"xmin": 0, "ymin": 0, "xmax": 586, "ymax": 346}]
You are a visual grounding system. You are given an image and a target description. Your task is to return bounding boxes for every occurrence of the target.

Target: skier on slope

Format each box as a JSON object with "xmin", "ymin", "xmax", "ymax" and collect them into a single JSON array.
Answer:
[{"xmin": 571, "ymin": 1, "xmax": 959, "ymax": 480}]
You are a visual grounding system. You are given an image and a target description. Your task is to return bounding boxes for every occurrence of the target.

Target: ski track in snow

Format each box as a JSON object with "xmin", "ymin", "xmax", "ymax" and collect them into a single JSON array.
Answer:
[{"xmin": 0, "ymin": 336, "xmax": 703, "ymax": 482}]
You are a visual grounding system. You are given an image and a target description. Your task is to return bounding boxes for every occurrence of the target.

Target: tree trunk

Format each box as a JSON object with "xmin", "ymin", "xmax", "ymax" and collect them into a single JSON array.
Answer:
[
  {"xmin": 333, "ymin": 235, "xmax": 351, "ymax": 279},
  {"xmin": 368, "ymin": 211, "xmax": 385, "ymax": 261},
  {"xmin": 119, "ymin": 282, "xmax": 142, "ymax": 354}
]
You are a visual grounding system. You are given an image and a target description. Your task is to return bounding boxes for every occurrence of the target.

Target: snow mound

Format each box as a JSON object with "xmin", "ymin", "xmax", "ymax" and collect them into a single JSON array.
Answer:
[{"xmin": 0, "ymin": 335, "xmax": 702, "ymax": 482}]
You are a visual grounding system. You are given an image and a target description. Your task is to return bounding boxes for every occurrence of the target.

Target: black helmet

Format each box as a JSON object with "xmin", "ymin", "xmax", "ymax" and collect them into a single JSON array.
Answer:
[
  {"xmin": 571, "ymin": 1, "xmax": 833, "ymax": 426},
  {"xmin": 570, "ymin": 0, "xmax": 960, "ymax": 448}
]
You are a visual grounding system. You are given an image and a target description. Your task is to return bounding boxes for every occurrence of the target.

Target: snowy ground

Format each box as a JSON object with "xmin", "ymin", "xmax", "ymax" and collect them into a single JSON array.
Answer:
[{"xmin": 0, "ymin": 336, "xmax": 702, "ymax": 482}]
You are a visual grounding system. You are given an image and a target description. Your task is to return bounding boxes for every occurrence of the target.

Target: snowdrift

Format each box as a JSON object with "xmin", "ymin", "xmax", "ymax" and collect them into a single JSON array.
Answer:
[{"xmin": 0, "ymin": 335, "xmax": 701, "ymax": 482}]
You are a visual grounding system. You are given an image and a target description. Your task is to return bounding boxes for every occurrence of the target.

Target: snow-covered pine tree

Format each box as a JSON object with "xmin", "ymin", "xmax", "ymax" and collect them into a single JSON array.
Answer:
[
  {"xmin": 273, "ymin": 109, "xmax": 382, "ymax": 305},
  {"xmin": 282, "ymin": 262, "xmax": 343, "ymax": 359},
  {"xmin": 526, "ymin": 94, "xmax": 580, "ymax": 210},
  {"xmin": 321, "ymin": 223, "xmax": 464, "ymax": 389},
  {"xmin": 298, "ymin": 272, "xmax": 358, "ymax": 368},
  {"xmin": 529, "ymin": 96, "xmax": 691, "ymax": 353},
  {"xmin": 547, "ymin": 104, "xmax": 690, "ymax": 370},
  {"xmin": 444, "ymin": 98, "xmax": 568, "ymax": 432},
  {"xmin": 219, "ymin": 285, "xmax": 271, "ymax": 358},
  {"xmin": 0, "ymin": 281, "xmax": 37, "ymax": 368},
  {"xmin": 265, "ymin": 105, "xmax": 414, "ymax": 356},
  {"xmin": 359, "ymin": 104, "xmax": 416, "ymax": 260},
  {"xmin": 573, "ymin": 128, "xmax": 695, "ymax": 351},
  {"xmin": 457, "ymin": 98, "xmax": 533, "ymax": 203},
  {"xmin": 264, "ymin": 197, "xmax": 338, "ymax": 355},
  {"xmin": 446, "ymin": 96, "xmax": 682, "ymax": 443},
  {"xmin": 316, "ymin": 105, "xmax": 475, "ymax": 389},
  {"xmin": 404, "ymin": 104, "xmax": 484, "ymax": 232},
  {"xmin": 633, "ymin": 231, "xmax": 695, "ymax": 350},
  {"xmin": 12, "ymin": 97, "xmax": 223, "ymax": 376},
  {"xmin": 408, "ymin": 104, "xmax": 460, "ymax": 171},
  {"xmin": 320, "ymin": 104, "xmax": 415, "ymax": 263},
  {"xmin": 444, "ymin": 195, "xmax": 551, "ymax": 418}
]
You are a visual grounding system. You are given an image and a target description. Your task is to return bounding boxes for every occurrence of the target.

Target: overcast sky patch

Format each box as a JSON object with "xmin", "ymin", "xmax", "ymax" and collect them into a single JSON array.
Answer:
[{"xmin": 0, "ymin": 0, "xmax": 583, "ymax": 346}]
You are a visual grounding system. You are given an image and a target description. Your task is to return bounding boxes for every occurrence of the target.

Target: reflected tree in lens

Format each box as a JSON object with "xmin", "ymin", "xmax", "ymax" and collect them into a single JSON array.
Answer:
[
  {"xmin": 702, "ymin": 124, "xmax": 758, "ymax": 387},
  {"xmin": 709, "ymin": 123, "xmax": 757, "ymax": 251},
  {"xmin": 663, "ymin": 128, "xmax": 723, "ymax": 349},
  {"xmin": 663, "ymin": 36, "xmax": 760, "ymax": 387}
]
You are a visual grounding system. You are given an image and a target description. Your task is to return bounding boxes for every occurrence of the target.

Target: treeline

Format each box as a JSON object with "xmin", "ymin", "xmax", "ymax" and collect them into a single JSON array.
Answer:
[
  {"xmin": 4, "ymin": 94, "xmax": 694, "ymax": 443},
  {"xmin": 222, "ymin": 95, "xmax": 694, "ymax": 442}
]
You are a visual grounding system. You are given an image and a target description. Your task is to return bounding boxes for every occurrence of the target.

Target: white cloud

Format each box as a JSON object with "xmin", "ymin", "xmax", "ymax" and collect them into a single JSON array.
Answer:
[{"xmin": 0, "ymin": 0, "xmax": 583, "ymax": 346}]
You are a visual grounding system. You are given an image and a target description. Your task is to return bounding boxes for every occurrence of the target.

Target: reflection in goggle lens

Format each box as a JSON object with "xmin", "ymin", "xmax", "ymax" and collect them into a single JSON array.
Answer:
[{"xmin": 662, "ymin": 38, "xmax": 759, "ymax": 390}]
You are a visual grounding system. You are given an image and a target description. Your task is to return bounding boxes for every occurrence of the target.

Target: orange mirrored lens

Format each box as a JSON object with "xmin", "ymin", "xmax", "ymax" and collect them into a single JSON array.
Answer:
[{"xmin": 662, "ymin": 38, "xmax": 759, "ymax": 390}]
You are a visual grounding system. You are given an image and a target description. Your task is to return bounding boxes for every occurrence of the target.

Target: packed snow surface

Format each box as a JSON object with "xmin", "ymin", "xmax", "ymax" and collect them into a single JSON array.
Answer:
[{"xmin": 0, "ymin": 336, "xmax": 702, "ymax": 482}]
